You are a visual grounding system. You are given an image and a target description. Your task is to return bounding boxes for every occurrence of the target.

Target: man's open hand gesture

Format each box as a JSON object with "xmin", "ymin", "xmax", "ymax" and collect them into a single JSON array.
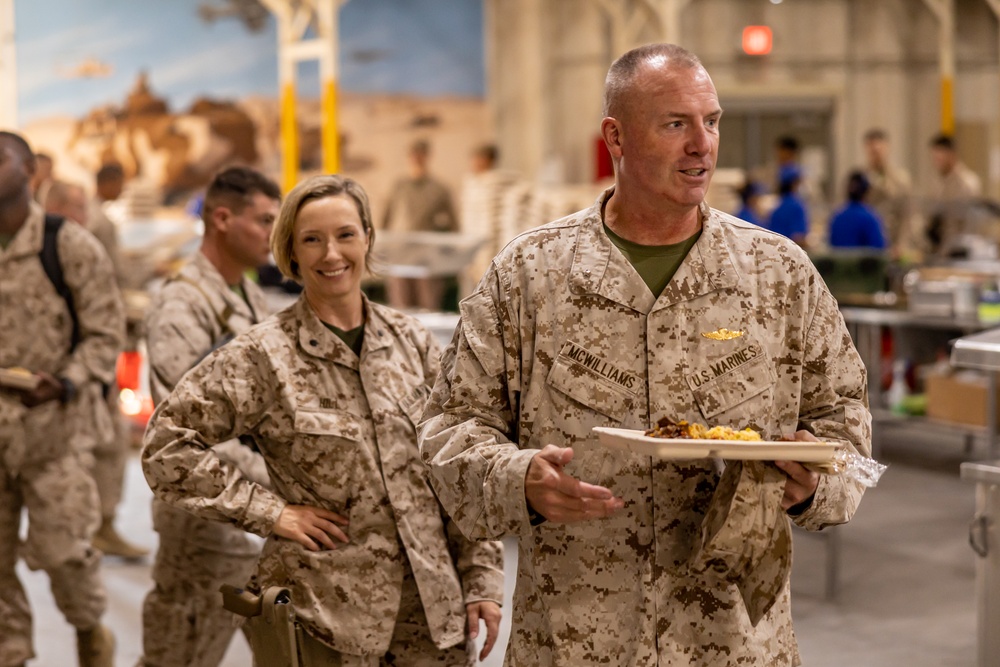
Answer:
[{"xmin": 525, "ymin": 445, "xmax": 624, "ymax": 523}]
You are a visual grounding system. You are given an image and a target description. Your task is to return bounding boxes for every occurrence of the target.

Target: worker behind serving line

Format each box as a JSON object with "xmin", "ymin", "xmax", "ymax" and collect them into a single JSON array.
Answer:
[
  {"xmin": 733, "ymin": 179, "xmax": 765, "ymax": 227},
  {"xmin": 142, "ymin": 174, "xmax": 503, "ymax": 665},
  {"xmin": 419, "ymin": 43, "xmax": 871, "ymax": 666},
  {"xmin": 138, "ymin": 166, "xmax": 280, "ymax": 667},
  {"xmin": 460, "ymin": 142, "xmax": 522, "ymax": 297},
  {"xmin": 828, "ymin": 171, "xmax": 888, "ymax": 251},
  {"xmin": 766, "ymin": 163, "xmax": 810, "ymax": 247},
  {"xmin": 0, "ymin": 130, "xmax": 122, "ymax": 667},
  {"xmin": 861, "ymin": 128, "xmax": 913, "ymax": 259},
  {"xmin": 926, "ymin": 133, "xmax": 983, "ymax": 257},
  {"xmin": 382, "ymin": 139, "xmax": 459, "ymax": 311}
]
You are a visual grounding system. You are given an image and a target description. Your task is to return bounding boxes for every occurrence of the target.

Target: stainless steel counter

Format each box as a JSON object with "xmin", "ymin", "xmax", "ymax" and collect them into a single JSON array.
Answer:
[
  {"xmin": 954, "ymin": 337, "xmax": 1000, "ymax": 666},
  {"xmin": 953, "ymin": 328, "xmax": 1000, "ymax": 371},
  {"xmin": 962, "ymin": 460, "xmax": 1000, "ymax": 485},
  {"xmin": 840, "ymin": 306, "xmax": 1000, "ymax": 458},
  {"xmin": 961, "ymin": 458, "xmax": 1000, "ymax": 667},
  {"xmin": 840, "ymin": 306, "xmax": 992, "ymax": 332}
]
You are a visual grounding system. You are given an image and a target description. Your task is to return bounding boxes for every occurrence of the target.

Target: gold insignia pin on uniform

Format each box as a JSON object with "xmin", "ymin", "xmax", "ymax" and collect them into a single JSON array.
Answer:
[{"xmin": 702, "ymin": 328, "xmax": 745, "ymax": 341}]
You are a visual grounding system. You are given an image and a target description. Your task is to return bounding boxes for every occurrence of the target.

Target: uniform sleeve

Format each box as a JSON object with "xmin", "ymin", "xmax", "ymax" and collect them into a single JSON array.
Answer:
[
  {"xmin": 141, "ymin": 336, "xmax": 286, "ymax": 536},
  {"xmin": 793, "ymin": 283, "xmax": 872, "ymax": 531},
  {"xmin": 419, "ymin": 267, "xmax": 538, "ymax": 542},
  {"xmin": 145, "ymin": 285, "xmax": 216, "ymax": 405},
  {"xmin": 213, "ymin": 437, "xmax": 272, "ymax": 488},
  {"xmin": 408, "ymin": 316, "xmax": 505, "ymax": 602},
  {"xmin": 60, "ymin": 226, "xmax": 125, "ymax": 389},
  {"xmin": 445, "ymin": 519, "xmax": 505, "ymax": 605}
]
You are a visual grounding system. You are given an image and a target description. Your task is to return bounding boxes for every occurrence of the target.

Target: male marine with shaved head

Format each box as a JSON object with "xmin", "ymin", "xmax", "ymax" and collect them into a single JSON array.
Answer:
[{"xmin": 420, "ymin": 44, "xmax": 872, "ymax": 666}]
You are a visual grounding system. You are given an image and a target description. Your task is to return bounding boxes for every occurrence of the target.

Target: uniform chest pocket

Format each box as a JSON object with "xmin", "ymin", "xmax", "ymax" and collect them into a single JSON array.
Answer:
[
  {"xmin": 688, "ymin": 354, "xmax": 777, "ymax": 424},
  {"xmin": 397, "ymin": 384, "xmax": 430, "ymax": 427},
  {"xmin": 294, "ymin": 408, "xmax": 363, "ymax": 439},
  {"xmin": 546, "ymin": 355, "xmax": 635, "ymax": 423},
  {"xmin": 292, "ymin": 409, "xmax": 362, "ymax": 509}
]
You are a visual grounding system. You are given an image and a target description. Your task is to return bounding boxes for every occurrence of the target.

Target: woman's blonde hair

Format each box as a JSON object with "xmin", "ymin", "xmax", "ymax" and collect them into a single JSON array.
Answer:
[{"xmin": 270, "ymin": 174, "xmax": 375, "ymax": 282}]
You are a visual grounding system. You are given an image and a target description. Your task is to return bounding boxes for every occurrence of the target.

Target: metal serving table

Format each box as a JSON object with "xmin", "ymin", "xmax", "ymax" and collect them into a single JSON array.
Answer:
[
  {"xmin": 951, "ymin": 328, "xmax": 1000, "ymax": 458},
  {"xmin": 961, "ymin": 460, "xmax": 1000, "ymax": 667},
  {"xmin": 840, "ymin": 307, "xmax": 998, "ymax": 457},
  {"xmin": 841, "ymin": 306, "xmax": 990, "ymax": 410},
  {"xmin": 953, "ymin": 328, "xmax": 1000, "ymax": 667}
]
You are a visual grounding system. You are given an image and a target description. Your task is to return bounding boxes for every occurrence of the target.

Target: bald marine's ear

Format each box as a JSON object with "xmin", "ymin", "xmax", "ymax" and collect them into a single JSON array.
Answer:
[{"xmin": 601, "ymin": 116, "xmax": 624, "ymax": 159}]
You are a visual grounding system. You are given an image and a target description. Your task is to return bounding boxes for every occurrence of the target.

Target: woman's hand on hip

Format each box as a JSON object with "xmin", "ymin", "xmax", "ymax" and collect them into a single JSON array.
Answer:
[
  {"xmin": 272, "ymin": 504, "xmax": 349, "ymax": 552},
  {"xmin": 466, "ymin": 600, "xmax": 502, "ymax": 660}
]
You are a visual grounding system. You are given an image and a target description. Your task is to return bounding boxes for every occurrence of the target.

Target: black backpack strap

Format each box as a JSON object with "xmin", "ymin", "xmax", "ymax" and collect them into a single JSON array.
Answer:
[{"xmin": 40, "ymin": 214, "xmax": 81, "ymax": 352}]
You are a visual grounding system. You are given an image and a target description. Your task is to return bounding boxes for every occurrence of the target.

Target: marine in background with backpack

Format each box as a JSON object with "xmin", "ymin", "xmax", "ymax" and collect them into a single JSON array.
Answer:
[
  {"xmin": 138, "ymin": 166, "xmax": 280, "ymax": 667},
  {"xmin": 0, "ymin": 131, "xmax": 122, "ymax": 666},
  {"xmin": 45, "ymin": 179, "xmax": 149, "ymax": 561}
]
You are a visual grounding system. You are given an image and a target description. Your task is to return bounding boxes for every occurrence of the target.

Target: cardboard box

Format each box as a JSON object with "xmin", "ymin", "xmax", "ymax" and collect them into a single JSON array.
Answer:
[{"xmin": 925, "ymin": 371, "xmax": 1000, "ymax": 427}]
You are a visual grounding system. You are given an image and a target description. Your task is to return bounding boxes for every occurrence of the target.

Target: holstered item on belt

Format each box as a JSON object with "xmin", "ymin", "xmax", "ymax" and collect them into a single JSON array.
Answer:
[{"xmin": 221, "ymin": 584, "xmax": 300, "ymax": 667}]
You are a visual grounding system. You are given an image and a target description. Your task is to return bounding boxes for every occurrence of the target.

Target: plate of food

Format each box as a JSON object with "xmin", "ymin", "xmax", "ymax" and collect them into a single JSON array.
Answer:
[
  {"xmin": 593, "ymin": 417, "xmax": 841, "ymax": 463},
  {"xmin": 0, "ymin": 367, "xmax": 40, "ymax": 392}
]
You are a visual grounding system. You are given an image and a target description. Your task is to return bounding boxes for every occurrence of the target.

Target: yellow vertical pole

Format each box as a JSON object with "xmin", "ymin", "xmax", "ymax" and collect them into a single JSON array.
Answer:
[
  {"xmin": 939, "ymin": 0, "xmax": 956, "ymax": 136},
  {"xmin": 319, "ymin": 0, "xmax": 340, "ymax": 174},
  {"xmin": 321, "ymin": 80, "xmax": 339, "ymax": 174},
  {"xmin": 277, "ymin": 9, "xmax": 299, "ymax": 194},
  {"xmin": 280, "ymin": 80, "xmax": 299, "ymax": 193},
  {"xmin": 941, "ymin": 76, "xmax": 955, "ymax": 136}
]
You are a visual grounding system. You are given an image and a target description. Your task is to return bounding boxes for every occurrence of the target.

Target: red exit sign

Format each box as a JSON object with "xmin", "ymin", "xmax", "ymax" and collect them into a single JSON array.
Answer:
[{"xmin": 742, "ymin": 26, "xmax": 773, "ymax": 55}]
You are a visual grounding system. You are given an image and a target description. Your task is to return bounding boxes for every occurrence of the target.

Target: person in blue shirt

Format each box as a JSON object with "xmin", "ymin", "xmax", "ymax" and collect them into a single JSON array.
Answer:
[
  {"xmin": 828, "ymin": 171, "xmax": 888, "ymax": 250},
  {"xmin": 767, "ymin": 164, "xmax": 809, "ymax": 246},
  {"xmin": 734, "ymin": 180, "xmax": 764, "ymax": 226}
]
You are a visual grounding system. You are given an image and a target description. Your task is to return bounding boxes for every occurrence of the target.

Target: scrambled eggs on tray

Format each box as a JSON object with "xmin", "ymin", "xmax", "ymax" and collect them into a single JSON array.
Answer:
[{"xmin": 645, "ymin": 416, "xmax": 762, "ymax": 441}]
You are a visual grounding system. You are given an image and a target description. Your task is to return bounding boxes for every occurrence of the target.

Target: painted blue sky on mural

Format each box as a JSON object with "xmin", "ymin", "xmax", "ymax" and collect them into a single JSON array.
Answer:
[{"xmin": 15, "ymin": 0, "xmax": 485, "ymax": 122}]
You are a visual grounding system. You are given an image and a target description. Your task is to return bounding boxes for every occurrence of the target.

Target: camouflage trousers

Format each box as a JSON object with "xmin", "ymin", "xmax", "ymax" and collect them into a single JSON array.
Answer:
[
  {"xmin": 138, "ymin": 500, "xmax": 260, "ymax": 667},
  {"xmin": 91, "ymin": 400, "xmax": 126, "ymax": 520},
  {"xmin": 250, "ymin": 563, "xmax": 474, "ymax": 667},
  {"xmin": 0, "ymin": 451, "xmax": 105, "ymax": 667},
  {"xmin": 74, "ymin": 383, "xmax": 125, "ymax": 521}
]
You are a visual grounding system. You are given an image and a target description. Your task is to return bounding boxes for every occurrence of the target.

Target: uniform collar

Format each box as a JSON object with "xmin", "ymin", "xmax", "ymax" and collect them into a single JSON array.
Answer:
[
  {"xmin": 185, "ymin": 251, "xmax": 264, "ymax": 324},
  {"xmin": 569, "ymin": 189, "xmax": 739, "ymax": 314},
  {"xmin": 657, "ymin": 203, "xmax": 740, "ymax": 311},
  {"xmin": 1, "ymin": 202, "xmax": 46, "ymax": 261},
  {"xmin": 296, "ymin": 292, "xmax": 392, "ymax": 369}
]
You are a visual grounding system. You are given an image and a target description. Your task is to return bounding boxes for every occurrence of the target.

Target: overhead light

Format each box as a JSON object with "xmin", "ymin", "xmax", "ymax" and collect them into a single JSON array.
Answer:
[
  {"xmin": 771, "ymin": 0, "xmax": 783, "ymax": 4},
  {"xmin": 742, "ymin": 26, "xmax": 773, "ymax": 55}
]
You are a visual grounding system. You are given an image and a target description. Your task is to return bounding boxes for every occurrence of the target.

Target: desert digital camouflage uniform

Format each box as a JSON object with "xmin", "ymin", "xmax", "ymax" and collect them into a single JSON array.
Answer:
[
  {"xmin": 77, "ymin": 198, "xmax": 128, "ymax": 532},
  {"xmin": 139, "ymin": 251, "xmax": 271, "ymax": 667},
  {"xmin": 86, "ymin": 199, "xmax": 123, "ymax": 284},
  {"xmin": 927, "ymin": 160, "xmax": 983, "ymax": 255},
  {"xmin": 142, "ymin": 295, "xmax": 504, "ymax": 663},
  {"xmin": 863, "ymin": 162, "xmax": 914, "ymax": 255},
  {"xmin": 420, "ymin": 191, "xmax": 872, "ymax": 667},
  {"xmin": 0, "ymin": 202, "xmax": 124, "ymax": 666}
]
